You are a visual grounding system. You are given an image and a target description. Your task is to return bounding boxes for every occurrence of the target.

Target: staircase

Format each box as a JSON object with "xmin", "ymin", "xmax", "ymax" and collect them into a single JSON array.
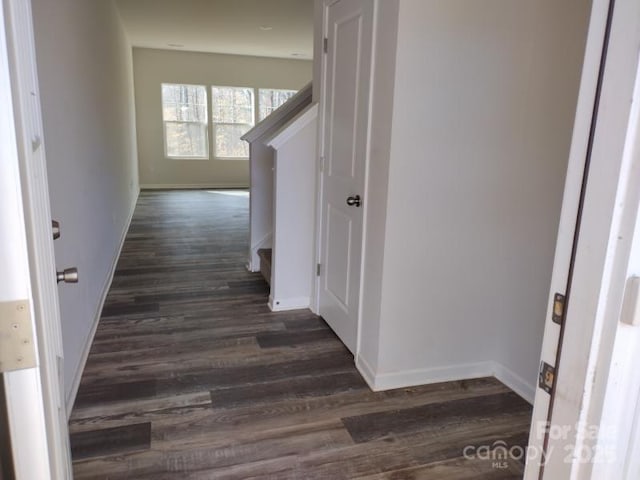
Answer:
[
  {"xmin": 257, "ymin": 248, "xmax": 272, "ymax": 285},
  {"xmin": 242, "ymin": 83, "xmax": 317, "ymax": 311},
  {"xmin": 242, "ymin": 83, "xmax": 312, "ymax": 274}
]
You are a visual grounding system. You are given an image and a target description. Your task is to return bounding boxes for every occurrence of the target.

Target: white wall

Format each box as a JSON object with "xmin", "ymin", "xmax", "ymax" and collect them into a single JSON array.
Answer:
[
  {"xmin": 357, "ymin": 0, "xmax": 400, "ymax": 375},
  {"xmin": 358, "ymin": 0, "xmax": 591, "ymax": 400},
  {"xmin": 133, "ymin": 48, "xmax": 312, "ymax": 188},
  {"xmin": 269, "ymin": 106, "xmax": 318, "ymax": 311},
  {"xmin": 31, "ymin": 0, "xmax": 139, "ymax": 404}
]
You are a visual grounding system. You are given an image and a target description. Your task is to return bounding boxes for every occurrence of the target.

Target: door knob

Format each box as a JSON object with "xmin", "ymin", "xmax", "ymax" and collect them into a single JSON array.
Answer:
[
  {"xmin": 346, "ymin": 195, "xmax": 361, "ymax": 207},
  {"xmin": 57, "ymin": 267, "xmax": 78, "ymax": 284},
  {"xmin": 52, "ymin": 220, "xmax": 60, "ymax": 240}
]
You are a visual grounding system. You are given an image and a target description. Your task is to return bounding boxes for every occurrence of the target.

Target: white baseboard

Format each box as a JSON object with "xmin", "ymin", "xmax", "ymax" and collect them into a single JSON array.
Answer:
[
  {"xmin": 140, "ymin": 183, "xmax": 249, "ymax": 190},
  {"xmin": 492, "ymin": 361, "xmax": 535, "ymax": 404},
  {"xmin": 358, "ymin": 359, "xmax": 495, "ymax": 392},
  {"xmin": 65, "ymin": 190, "xmax": 139, "ymax": 415},
  {"xmin": 355, "ymin": 354, "xmax": 378, "ymax": 390},
  {"xmin": 353, "ymin": 356, "xmax": 535, "ymax": 404},
  {"xmin": 268, "ymin": 296, "xmax": 311, "ymax": 312}
]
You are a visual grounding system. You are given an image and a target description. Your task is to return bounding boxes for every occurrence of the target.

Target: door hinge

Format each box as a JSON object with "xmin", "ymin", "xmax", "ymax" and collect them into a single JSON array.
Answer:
[
  {"xmin": 538, "ymin": 361, "xmax": 555, "ymax": 395},
  {"xmin": 0, "ymin": 300, "xmax": 37, "ymax": 373},
  {"xmin": 323, "ymin": 37, "xmax": 328, "ymax": 54},
  {"xmin": 552, "ymin": 293, "xmax": 566, "ymax": 325},
  {"xmin": 317, "ymin": 263, "xmax": 321, "ymax": 276},
  {"xmin": 320, "ymin": 156, "xmax": 325, "ymax": 172}
]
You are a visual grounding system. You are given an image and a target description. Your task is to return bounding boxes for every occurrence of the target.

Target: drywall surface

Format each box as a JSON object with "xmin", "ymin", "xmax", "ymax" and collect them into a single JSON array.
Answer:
[
  {"xmin": 373, "ymin": 0, "xmax": 590, "ymax": 397},
  {"xmin": 357, "ymin": 0, "xmax": 400, "ymax": 376},
  {"xmin": 133, "ymin": 48, "xmax": 312, "ymax": 187},
  {"xmin": 31, "ymin": 0, "xmax": 139, "ymax": 403},
  {"xmin": 270, "ymin": 109, "xmax": 317, "ymax": 310}
]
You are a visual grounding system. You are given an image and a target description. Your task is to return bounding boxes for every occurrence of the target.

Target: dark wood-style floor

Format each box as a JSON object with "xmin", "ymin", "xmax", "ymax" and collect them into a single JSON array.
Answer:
[{"xmin": 69, "ymin": 190, "xmax": 532, "ymax": 479}]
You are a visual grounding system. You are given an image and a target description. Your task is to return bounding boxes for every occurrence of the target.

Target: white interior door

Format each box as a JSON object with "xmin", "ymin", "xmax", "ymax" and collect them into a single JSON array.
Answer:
[
  {"xmin": 318, "ymin": 0, "xmax": 374, "ymax": 353},
  {"xmin": 1, "ymin": 0, "xmax": 71, "ymax": 478},
  {"xmin": 525, "ymin": 0, "xmax": 640, "ymax": 477}
]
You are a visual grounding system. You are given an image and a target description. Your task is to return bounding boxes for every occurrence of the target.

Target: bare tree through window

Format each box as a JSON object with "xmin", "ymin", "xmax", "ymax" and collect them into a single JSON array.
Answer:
[
  {"xmin": 160, "ymin": 84, "xmax": 300, "ymax": 160},
  {"xmin": 258, "ymin": 89, "xmax": 297, "ymax": 121},
  {"xmin": 211, "ymin": 86, "xmax": 254, "ymax": 159},
  {"xmin": 161, "ymin": 84, "xmax": 208, "ymax": 158}
]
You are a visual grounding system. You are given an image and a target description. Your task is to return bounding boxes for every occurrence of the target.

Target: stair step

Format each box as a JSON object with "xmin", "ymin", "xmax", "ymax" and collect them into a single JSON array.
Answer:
[{"xmin": 257, "ymin": 248, "xmax": 272, "ymax": 285}]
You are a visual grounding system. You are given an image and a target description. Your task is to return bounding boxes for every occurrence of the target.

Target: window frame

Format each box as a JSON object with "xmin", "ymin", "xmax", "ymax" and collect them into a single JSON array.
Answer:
[
  {"xmin": 210, "ymin": 85, "xmax": 256, "ymax": 160},
  {"xmin": 161, "ymin": 83, "xmax": 210, "ymax": 160},
  {"xmin": 161, "ymin": 83, "xmax": 300, "ymax": 161}
]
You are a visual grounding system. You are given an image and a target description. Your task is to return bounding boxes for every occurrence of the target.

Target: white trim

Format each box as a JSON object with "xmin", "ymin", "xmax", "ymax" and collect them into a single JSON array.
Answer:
[
  {"xmin": 266, "ymin": 103, "xmax": 319, "ymax": 149},
  {"xmin": 64, "ymin": 190, "xmax": 139, "ymax": 414},
  {"xmin": 355, "ymin": 0, "xmax": 380, "ymax": 366},
  {"xmin": 140, "ymin": 184, "xmax": 249, "ymax": 190},
  {"xmin": 355, "ymin": 353, "xmax": 377, "ymax": 390},
  {"xmin": 310, "ymin": 1, "xmax": 331, "ymax": 316},
  {"xmin": 268, "ymin": 296, "xmax": 311, "ymax": 312},
  {"xmin": 357, "ymin": 360, "xmax": 495, "ymax": 392},
  {"xmin": 355, "ymin": 357, "xmax": 534, "ymax": 403},
  {"xmin": 492, "ymin": 362, "xmax": 536, "ymax": 405}
]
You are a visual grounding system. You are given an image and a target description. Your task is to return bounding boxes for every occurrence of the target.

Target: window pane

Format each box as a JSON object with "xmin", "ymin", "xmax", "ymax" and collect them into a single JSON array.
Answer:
[
  {"xmin": 163, "ymin": 103, "xmax": 207, "ymax": 122},
  {"xmin": 162, "ymin": 84, "xmax": 207, "ymax": 121},
  {"xmin": 165, "ymin": 122, "xmax": 208, "ymax": 158},
  {"xmin": 161, "ymin": 84, "xmax": 208, "ymax": 159},
  {"xmin": 258, "ymin": 89, "xmax": 297, "ymax": 121},
  {"xmin": 211, "ymin": 87, "xmax": 254, "ymax": 124},
  {"xmin": 214, "ymin": 124, "xmax": 251, "ymax": 158}
]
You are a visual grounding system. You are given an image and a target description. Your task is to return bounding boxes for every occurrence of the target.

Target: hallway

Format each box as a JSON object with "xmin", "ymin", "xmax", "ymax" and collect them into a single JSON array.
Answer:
[{"xmin": 69, "ymin": 190, "xmax": 531, "ymax": 479}]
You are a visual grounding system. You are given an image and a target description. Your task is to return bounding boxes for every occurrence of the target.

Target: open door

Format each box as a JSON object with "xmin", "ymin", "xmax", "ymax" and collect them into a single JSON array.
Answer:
[
  {"xmin": 526, "ymin": 0, "xmax": 640, "ymax": 477},
  {"xmin": 1, "ymin": 0, "xmax": 71, "ymax": 478},
  {"xmin": 317, "ymin": 0, "xmax": 374, "ymax": 353}
]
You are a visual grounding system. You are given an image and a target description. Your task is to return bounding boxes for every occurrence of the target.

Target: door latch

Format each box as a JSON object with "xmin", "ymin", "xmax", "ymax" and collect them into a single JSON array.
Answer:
[
  {"xmin": 539, "ymin": 362, "xmax": 555, "ymax": 395},
  {"xmin": 52, "ymin": 220, "xmax": 60, "ymax": 240},
  {"xmin": 552, "ymin": 293, "xmax": 565, "ymax": 325}
]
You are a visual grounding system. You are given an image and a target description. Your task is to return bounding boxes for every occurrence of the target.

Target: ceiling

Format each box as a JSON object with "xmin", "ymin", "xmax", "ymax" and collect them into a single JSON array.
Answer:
[{"xmin": 115, "ymin": 0, "xmax": 315, "ymax": 60}]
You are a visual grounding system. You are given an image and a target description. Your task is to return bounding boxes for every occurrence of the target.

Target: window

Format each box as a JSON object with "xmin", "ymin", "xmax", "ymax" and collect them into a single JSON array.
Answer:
[
  {"xmin": 258, "ymin": 89, "xmax": 298, "ymax": 122},
  {"xmin": 211, "ymin": 86, "xmax": 255, "ymax": 159},
  {"xmin": 161, "ymin": 84, "xmax": 300, "ymax": 160},
  {"xmin": 161, "ymin": 84, "xmax": 208, "ymax": 159}
]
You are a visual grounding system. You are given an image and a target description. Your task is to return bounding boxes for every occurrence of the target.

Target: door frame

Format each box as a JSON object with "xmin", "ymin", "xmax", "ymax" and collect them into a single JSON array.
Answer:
[
  {"xmin": 1, "ymin": 0, "xmax": 72, "ymax": 478},
  {"xmin": 310, "ymin": 0, "xmax": 331, "ymax": 317},
  {"xmin": 526, "ymin": 0, "xmax": 640, "ymax": 477}
]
